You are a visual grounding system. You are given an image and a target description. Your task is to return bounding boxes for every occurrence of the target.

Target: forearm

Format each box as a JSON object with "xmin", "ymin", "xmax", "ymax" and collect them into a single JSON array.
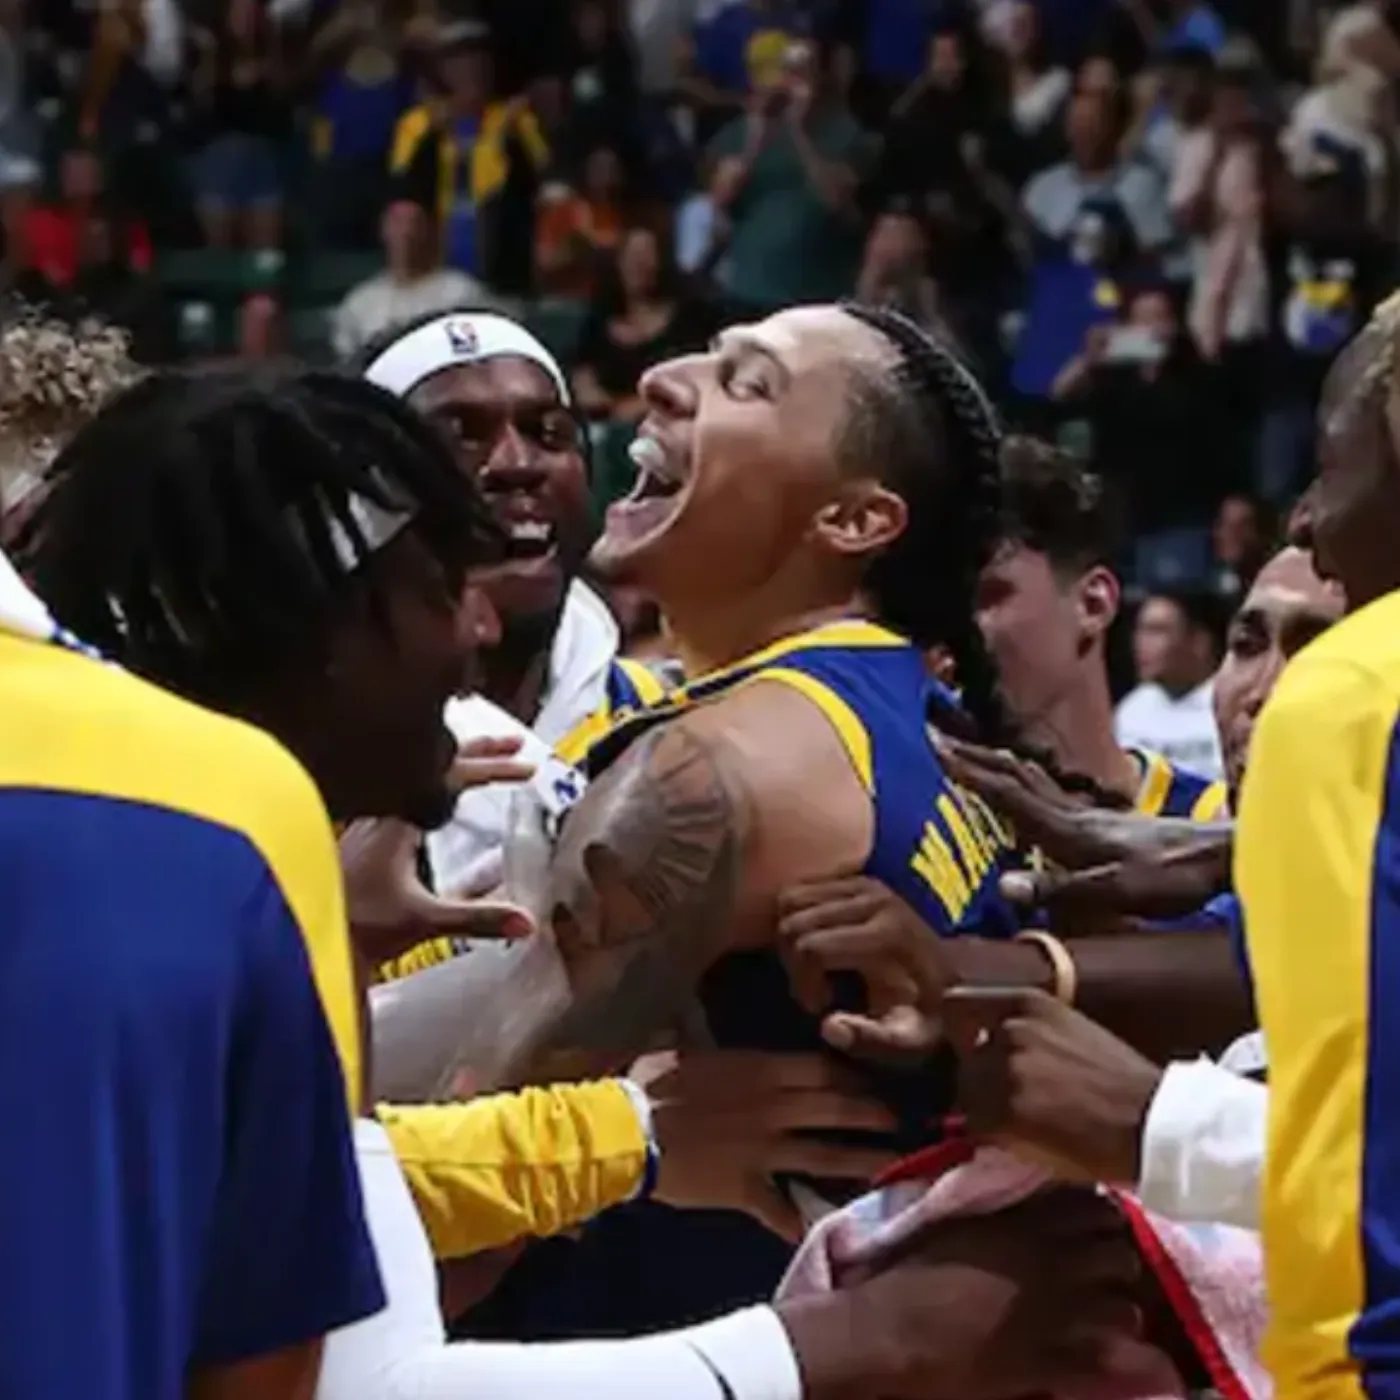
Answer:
[
  {"xmin": 1136, "ymin": 1059, "xmax": 1265, "ymax": 1228},
  {"xmin": 953, "ymin": 929, "xmax": 1251, "ymax": 1062},
  {"xmin": 378, "ymin": 1078, "xmax": 650, "ymax": 1258}
]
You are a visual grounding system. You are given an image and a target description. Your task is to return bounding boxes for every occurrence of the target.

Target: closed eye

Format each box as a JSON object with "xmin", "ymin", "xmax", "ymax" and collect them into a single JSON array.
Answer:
[{"xmin": 717, "ymin": 357, "xmax": 772, "ymax": 401}]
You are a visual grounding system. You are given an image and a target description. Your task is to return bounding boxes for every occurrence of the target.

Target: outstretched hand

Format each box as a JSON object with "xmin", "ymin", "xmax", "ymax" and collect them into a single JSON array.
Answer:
[
  {"xmin": 341, "ymin": 735, "xmax": 538, "ymax": 963},
  {"xmin": 630, "ymin": 1048, "xmax": 902, "ymax": 1241},
  {"xmin": 778, "ymin": 876, "xmax": 954, "ymax": 1062}
]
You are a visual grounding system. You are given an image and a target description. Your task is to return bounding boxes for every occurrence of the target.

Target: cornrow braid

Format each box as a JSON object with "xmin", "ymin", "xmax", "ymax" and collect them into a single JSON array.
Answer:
[
  {"xmin": 837, "ymin": 304, "xmax": 1132, "ymax": 810},
  {"xmin": 22, "ymin": 364, "xmax": 501, "ymax": 709},
  {"xmin": 839, "ymin": 301, "xmax": 1014, "ymax": 747}
]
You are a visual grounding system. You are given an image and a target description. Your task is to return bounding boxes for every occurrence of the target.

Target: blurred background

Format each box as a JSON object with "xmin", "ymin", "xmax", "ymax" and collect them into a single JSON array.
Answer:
[{"xmin": 0, "ymin": 0, "xmax": 1382, "ymax": 622}]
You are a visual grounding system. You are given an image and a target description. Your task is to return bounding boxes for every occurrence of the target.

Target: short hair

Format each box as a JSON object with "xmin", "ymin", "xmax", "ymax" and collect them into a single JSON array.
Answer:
[
  {"xmin": 996, "ymin": 435, "xmax": 1122, "ymax": 576},
  {"xmin": 1142, "ymin": 587, "xmax": 1227, "ymax": 653},
  {"xmin": 837, "ymin": 302, "xmax": 1012, "ymax": 744},
  {"xmin": 0, "ymin": 314, "xmax": 138, "ymax": 484},
  {"xmin": 22, "ymin": 365, "xmax": 500, "ymax": 709}
]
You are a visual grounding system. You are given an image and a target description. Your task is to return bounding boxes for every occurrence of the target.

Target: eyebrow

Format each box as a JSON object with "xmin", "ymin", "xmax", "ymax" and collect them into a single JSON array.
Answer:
[{"xmin": 711, "ymin": 331, "xmax": 792, "ymax": 389}]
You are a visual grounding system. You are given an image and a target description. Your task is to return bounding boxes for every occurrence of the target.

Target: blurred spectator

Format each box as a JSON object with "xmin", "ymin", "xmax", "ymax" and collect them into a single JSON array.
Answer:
[
  {"xmin": 390, "ymin": 21, "xmax": 550, "ymax": 289},
  {"xmin": 304, "ymin": 0, "xmax": 429, "ymax": 248},
  {"xmin": 1115, "ymin": 588, "xmax": 1225, "ymax": 779},
  {"xmin": 1208, "ymin": 492, "xmax": 1271, "ymax": 599},
  {"xmin": 985, "ymin": 0, "xmax": 1071, "ymax": 184},
  {"xmin": 1052, "ymin": 282, "xmax": 1227, "ymax": 585},
  {"xmin": 1316, "ymin": 0, "xmax": 1400, "ymax": 82},
  {"xmin": 1139, "ymin": 44, "xmax": 1215, "ymax": 184},
  {"xmin": 1258, "ymin": 163, "xmax": 1386, "ymax": 503},
  {"xmin": 62, "ymin": 0, "xmax": 183, "ymax": 148},
  {"xmin": 676, "ymin": 0, "xmax": 812, "ymax": 146},
  {"xmin": 534, "ymin": 146, "xmax": 627, "ymax": 298},
  {"xmin": 64, "ymin": 205, "xmax": 170, "ymax": 363},
  {"xmin": 1012, "ymin": 87, "xmax": 1172, "ymax": 398},
  {"xmin": 1118, "ymin": 0, "xmax": 1228, "ymax": 57},
  {"xmin": 1283, "ymin": 44, "xmax": 1395, "ymax": 229},
  {"xmin": 856, "ymin": 206, "xmax": 943, "ymax": 326},
  {"xmin": 865, "ymin": 19, "xmax": 1008, "ymax": 317},
  {"xmin": 0, "ymin": 0, "xmax": 39, "ymax": 252},
  {"xmin": 838, "ymin": 0, "xmax": 939, "ymax": 124},
  {"xmin": 1172, "ymin": 61, "xmax": 1271, "ymax": 364},
  {"xmin": 572, "ymin": 223, "xmax": 715, "ymax": 421},
  {"xmin": 237, "ymin": 289, "xmax": 285, "ymax": 360},
  {"xmin": 555, "ymin": 0, "xmax": 642, "ymax": 165},
  {"xmin": 186, "ymin": 0, "xmax": 291, "ymax": 249},
  {"xmin": 331, "ymin": 198, "xmax": 495, "ymax": 360},
  {"xmin": 21, "ymin": 147, "xmax": 152, "ymax": 289},
  {"xmin": 707, "ymin": 39, "xmax": 868, "ymax": 312}
]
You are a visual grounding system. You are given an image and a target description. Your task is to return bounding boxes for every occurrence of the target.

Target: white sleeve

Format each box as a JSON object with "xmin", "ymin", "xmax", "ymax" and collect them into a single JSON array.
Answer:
[
  {"xmin": 1136, "ymin": 1059, "xmax": 1267, "ymax": 1230},
  {"xmin": 318, "ymin": 1120, "xmax": 804, "ymax": 1400}
]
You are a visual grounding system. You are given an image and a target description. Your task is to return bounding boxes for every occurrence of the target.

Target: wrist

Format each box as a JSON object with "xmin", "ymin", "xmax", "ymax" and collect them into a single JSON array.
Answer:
[
  {"xmin": 947, "ymin": 936, "xmax": 1056, "ymax": 994},
  {"xmin": 776, "ymin": 1294, "xmax": 878, "ymax": 1399}
]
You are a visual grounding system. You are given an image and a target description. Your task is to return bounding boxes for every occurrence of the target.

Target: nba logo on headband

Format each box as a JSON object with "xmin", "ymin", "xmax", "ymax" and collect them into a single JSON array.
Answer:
[{"xmin": 444, "ymin": 318, "xmax": 479, "ymax": 357}]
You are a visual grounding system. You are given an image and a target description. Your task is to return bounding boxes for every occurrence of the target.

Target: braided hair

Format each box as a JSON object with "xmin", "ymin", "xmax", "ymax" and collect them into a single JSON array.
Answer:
[
  {"xmin": 838, "ymin": 301, "xmax": 1014, "ymax": 746},
  {"xmin": 21, "ymin": 364, "xmax": 500, "ymax": 710}
]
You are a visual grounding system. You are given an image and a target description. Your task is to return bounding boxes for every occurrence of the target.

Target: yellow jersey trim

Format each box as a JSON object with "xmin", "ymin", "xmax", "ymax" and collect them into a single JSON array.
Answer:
[
  {"xmin": 735, "ymin": 664, "xmax": 876, "ymax": 794},
  {"xmin": 1190, "ymin": 780, "xmax": 1229, "ymax": 821},
  {"xmin": 1133, "ymin": 749, "xmax": 1175, "ymax": 816},
  {"xmin": 614, "ymin": 657, "xmax": 668, "ymax": 707},
  {"xmin": 0, "ymin": 632, "xmax": 362, "ymax": 1113}
]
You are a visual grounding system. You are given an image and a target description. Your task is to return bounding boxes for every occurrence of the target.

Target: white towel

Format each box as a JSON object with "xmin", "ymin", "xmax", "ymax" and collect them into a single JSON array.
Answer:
[{"xmin": 425, "ymin": 581, "xmax": 619, "ymax": 898}]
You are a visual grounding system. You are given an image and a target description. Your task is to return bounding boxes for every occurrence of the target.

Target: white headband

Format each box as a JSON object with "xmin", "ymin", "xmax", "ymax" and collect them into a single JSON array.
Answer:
[{"xmin": 363, "ymin": 311, "xmax": 571, "ymax": 405}]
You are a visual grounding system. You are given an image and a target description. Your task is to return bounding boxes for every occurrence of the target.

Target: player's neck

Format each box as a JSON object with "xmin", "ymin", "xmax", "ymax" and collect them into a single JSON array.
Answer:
[
  {"xmin": 668, "ymin": 596, "xmax": 860, "ymax": 680},
  {"xmin": 1024, "ymin": 670, "xmax": 1137, "ymax": 800}
]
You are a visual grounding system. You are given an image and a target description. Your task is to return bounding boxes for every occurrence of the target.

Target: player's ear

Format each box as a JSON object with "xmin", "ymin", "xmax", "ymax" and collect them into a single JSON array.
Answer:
[
  {"xmin": 812, "ymin": 483, "xmax": 908, "ymax": 559},
  {"xmin": 1075, "ymin": 565, "xmax": 1120, "ymax": 647}
]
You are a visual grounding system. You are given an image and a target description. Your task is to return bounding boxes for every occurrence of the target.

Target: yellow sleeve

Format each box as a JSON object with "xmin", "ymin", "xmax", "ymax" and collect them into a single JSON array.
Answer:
[
  {"xmin": 389, "ymin": 106, "xmax": 430, "ymax": 173},
  {"xmin": 518, "ymin": 108, "xmax": 550, "ymax": 169},
  {"xmin": 377, "ymin": 1079, "xmax": 648, "ymax": 1259},
  {"xmin": 1236, "ymin": 638, "xmax": 1400, "ymax": 1400}
]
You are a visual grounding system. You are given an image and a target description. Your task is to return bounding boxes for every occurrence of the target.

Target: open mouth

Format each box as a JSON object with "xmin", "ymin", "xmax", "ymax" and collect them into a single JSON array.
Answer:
[{"xmin": 501, "ymin": 517, "xmax": 557, "ymax": 562}]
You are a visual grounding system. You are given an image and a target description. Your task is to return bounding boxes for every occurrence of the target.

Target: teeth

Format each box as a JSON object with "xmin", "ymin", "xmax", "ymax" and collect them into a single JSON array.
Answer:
[{"xmin": 508, "ymin": 521, "xmax": 552, "ymax": 542}]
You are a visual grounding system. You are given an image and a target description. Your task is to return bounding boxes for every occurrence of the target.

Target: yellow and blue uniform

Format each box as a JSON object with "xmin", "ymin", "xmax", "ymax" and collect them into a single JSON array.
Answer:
[
  {"xmin": 0, "ymin": 629, "xmax": 382, "ymax": 1399},
  {"xmin": 1131, "ymin": 747, "xmax": 1229, "ymax": 820},
  {"xmin": 587, "ymin": 621, "xmax": 1022, "ymax": 939},
  {"xmin": 1236, "ymin": 589, "xmax": 1400, "ymax": 1400},
  {"xmin": 474, "ymin": 621, "xmax": 1024, "ymax": 1341}
]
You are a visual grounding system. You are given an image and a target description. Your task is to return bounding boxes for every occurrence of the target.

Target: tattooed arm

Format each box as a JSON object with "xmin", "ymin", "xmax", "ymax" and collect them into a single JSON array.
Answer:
[
  {"xmin": 369, "ymin": 684, "xmax": 872, "ymax": 1097},
  {"xmin": 509, "ymin": 719, "xmax": 754, "ymax": 1083}
]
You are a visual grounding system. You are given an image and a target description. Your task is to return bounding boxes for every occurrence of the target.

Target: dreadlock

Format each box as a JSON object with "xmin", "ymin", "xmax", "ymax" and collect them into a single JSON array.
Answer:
[
  {"xmin": 837, "ymin": 301, "xmax": 1014, "ymax": 747},
  {"xmin": 21, "ymin": 364, "xmax": 500, "ymax": 709}
]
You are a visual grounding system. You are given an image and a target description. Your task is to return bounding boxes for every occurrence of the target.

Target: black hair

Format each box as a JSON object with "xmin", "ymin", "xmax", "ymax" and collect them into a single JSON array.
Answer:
[
  {"xmin": 1141, "ymin": 586, "xmax": 1227, "ymax": 658},
  {"xmin": 21, "ymin": 364, "xmax": 501, "ymax": 708},
  {"xmin": 1164, "ymin": 42, "xmax": 1215, "ymax": 75},
  {"xmin": 997, "ymin": 435, "xmax": 1123, "ymax": 577},
  {"xmin": 837, "ymin": 301, "xmax": 1013, "ymax": 747},
  {"xmin": 592, "ymin": 221, "xmax": 686, "ymax": 318}
]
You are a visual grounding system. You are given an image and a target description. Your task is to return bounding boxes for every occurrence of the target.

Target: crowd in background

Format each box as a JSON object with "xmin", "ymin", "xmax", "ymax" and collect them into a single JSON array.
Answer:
[{"xmin": 0, "ymin": 0, "xmax": 1385, "ymax": 616}]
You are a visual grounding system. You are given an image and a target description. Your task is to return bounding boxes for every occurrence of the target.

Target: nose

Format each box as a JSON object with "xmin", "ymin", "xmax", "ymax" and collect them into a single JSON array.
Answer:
[
  {"xmin": 480, "ymin": 424, "xmax": 548, "ymax": 491},
  {"xmin": 639, "ymin": 353, "xmax": 702, "ymax": 418}
]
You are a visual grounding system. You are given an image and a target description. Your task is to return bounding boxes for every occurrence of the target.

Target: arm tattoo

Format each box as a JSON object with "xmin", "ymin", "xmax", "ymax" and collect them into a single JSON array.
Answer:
[{"xmin": 525, "ymin": 721, "xmax": 750, "ymax": 1078}]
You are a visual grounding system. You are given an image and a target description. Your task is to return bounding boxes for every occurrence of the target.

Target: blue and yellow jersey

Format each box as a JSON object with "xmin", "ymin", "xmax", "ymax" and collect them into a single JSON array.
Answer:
[
  {"xmin": 1236, "ymin": 589, "xmax": 1400, "ymax": 1400},
  {"xmin": 1130, "ymin": 747, "xmax": 1229, "ymax": 820},
  {"xmin": 585, "ymin": 620, "xmax": 1022, "ymax": 937},
  {"xmin": 0, "ymin": 629, "xmax": 382, "ymax": 1397}
]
